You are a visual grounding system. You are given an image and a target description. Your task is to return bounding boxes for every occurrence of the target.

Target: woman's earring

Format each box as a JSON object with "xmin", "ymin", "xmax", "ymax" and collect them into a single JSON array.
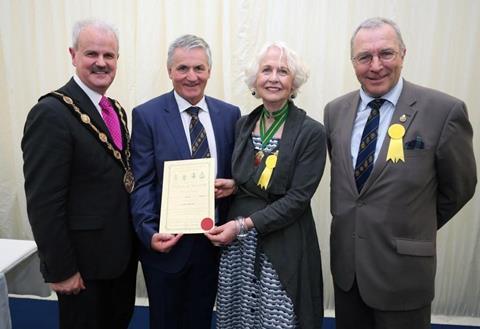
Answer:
[{"xmin": 251, "ymin": 90, "xmax": 256, "ymax": 96}]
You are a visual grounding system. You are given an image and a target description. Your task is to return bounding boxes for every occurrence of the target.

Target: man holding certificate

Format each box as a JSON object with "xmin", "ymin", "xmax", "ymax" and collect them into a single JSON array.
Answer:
[{"xmin": 130, "ymin": 34, "xmax": 240, "ymax": 329}]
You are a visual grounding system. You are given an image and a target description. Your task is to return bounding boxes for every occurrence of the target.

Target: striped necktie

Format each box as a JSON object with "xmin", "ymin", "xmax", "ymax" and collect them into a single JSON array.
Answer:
[
  {"xmin": 186, "ymin": 107, "xmax": 211, "ymax": 158},
  {"xmin": 354, "ymin": 98, "xmax": 386, "ymax": 192}
]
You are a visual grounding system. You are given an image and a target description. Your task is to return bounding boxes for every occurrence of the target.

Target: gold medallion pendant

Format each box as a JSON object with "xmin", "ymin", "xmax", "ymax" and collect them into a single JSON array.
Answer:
[
  {"xmin": 254, "ymin": 150, "xmax": 264, "ymax": 166},
  {"xmin": 123, "ymin": 170, "xmax": 135, "ymax": 193}
]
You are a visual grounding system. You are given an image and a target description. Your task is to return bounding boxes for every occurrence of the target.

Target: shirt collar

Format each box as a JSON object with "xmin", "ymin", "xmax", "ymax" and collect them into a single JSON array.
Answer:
[
  {"xmin": 359, "ymin": 77, "xmax": 404, "ymax": 111},
  {"xmin": 73, "ymin": 74, "xmax": 103, "ymax": 107},
  {"xmin": 174, "ymin": 90, "xmax": 208, "ymax": 113}
]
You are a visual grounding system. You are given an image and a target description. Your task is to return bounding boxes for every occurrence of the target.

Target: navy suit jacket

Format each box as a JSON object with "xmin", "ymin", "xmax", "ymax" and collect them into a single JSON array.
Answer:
[{"xmin": 130, "ymin": 91, "xmax": 240, "ymax": 272}]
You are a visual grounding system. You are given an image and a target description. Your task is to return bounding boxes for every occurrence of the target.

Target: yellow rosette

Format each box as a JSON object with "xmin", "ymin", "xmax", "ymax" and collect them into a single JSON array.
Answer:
[
  {"xmin": 257, "ymin": 154, "xmax": 277, "ymax": 189},
  {"xmin": 386, "ymin": 124, "xmax": 405, "ymax": 163}
]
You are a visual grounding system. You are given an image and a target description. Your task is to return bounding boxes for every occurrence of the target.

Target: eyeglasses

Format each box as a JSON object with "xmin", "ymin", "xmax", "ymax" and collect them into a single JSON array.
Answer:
[{"xmin": 352, "ymin": 49, "xmax": 399, "ymax": 65}]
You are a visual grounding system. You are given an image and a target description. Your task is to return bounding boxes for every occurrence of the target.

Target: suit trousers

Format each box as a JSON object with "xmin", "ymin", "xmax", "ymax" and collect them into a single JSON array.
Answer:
[
  {"xmin": 57, "ymin": 256, "xmax": 137, "ymax": 329},
  {"xmin": 334, "ymin": 279, "xmax": 431, "ymax": 329},
  {"xmin": 142, "ymin": 235, "xmax": 219, "ymax": 329}
]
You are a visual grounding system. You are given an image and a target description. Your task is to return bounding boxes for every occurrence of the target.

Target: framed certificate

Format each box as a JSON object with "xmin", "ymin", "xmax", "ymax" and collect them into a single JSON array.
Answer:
[{"xmin": 159, "ymin": 158, "xmax": 215, "ymax": 234}]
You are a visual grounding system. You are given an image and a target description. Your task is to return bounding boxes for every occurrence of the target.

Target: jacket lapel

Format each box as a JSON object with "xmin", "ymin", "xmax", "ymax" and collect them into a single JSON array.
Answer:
[
  {"xmin": 54, "ymin": 78, "xmax": 131, "ymax": 168},
  {"xmin": 61, "ymin": 79, "xmax": 132, "ymax": 157},
  {"xmin": 340, "ymin": 95, "xmax": 362, "ymax": 194},
  {"xmin": 268, "ymin": 102, "xmax": 305, "ymax": 195},
  {"xmin": 362, "ymin": 81, "xmax": 418, "ymax": 194},
  {"xmin": 109, "ymin": 98, "xmax": 131, "ymax": 161},
  {"xmin": 231, "ymin": 106, "xmax": 259, "ymax": 185},
  {"xmin": 163, "ymin": 91, "xmax": 192, "ymax": 160},
  {"xmin": 206, "ymin": 97, "xmax": 223, "ymax": 177},
  {"xmin": 60, "ymin": 79, "xmax": 109, "ymax": 135}
]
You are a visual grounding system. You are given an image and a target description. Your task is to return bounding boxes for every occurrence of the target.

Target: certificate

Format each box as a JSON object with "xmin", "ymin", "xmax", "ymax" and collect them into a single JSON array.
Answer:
[{"xmin": 159, "ymin": 158, "xmax": 215, "ymax": 234}]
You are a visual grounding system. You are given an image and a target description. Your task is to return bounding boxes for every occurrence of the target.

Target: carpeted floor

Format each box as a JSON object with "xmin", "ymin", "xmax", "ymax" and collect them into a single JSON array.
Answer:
[{"xmin": 8, "ymin": 297, "xmax": 479, "ymax": 329}]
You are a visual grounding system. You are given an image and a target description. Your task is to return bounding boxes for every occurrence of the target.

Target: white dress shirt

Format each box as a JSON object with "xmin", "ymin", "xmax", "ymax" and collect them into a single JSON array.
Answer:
[
  {"xmin": 174, "ymin": 91, "xmax": 218, "ymax": 176},
  {"xmin": 73, "ymin": 74, "xmax": 104, "ymax": 116},
  {"xmin": 351, "ymin": 78, "xmax": 404, "ymax": 168}
]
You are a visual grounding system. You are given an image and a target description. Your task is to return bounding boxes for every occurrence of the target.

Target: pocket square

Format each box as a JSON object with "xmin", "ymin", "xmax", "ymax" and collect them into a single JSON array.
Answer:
[{"xmin": 405, "ymin": 136, "xmax": 425, "ymax": 150}]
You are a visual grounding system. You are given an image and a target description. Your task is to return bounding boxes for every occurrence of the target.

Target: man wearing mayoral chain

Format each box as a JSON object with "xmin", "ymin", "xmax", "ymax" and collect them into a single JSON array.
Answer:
[{"xmin": 22, "ymin": 19, "xmax": 137, "ymax": 329}]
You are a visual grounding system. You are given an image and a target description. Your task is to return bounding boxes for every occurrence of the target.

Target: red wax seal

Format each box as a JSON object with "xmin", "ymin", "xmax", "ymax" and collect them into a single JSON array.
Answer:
[{"xmin": 201, "ymin": 218, "xmax": 214, "ymax": 231}]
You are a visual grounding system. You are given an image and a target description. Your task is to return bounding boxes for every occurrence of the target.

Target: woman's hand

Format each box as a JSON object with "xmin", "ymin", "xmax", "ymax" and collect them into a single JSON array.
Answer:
[
  {"xmin": 214, "ymin": 179, "xmax": 236, "ymax": 199},
  {"xmin": 204, "ymin": 220, "xmax": 238, "ymax": 246},
  {"xmin": 150, "ymin": 233, "xmax": 183, "ymax": 253}
]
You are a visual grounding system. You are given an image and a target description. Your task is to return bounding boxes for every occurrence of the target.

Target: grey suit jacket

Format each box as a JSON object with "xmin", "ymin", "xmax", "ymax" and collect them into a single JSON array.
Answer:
[{"xmin": 324, "ymin": 80, "xmax": 476, "ymax": 310}]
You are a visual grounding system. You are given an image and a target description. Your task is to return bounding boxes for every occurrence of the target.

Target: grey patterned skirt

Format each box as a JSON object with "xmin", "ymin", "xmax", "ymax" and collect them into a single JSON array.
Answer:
[{"xmin": 215, "ymin": 229, "xmax": 299, "ymax": 329}]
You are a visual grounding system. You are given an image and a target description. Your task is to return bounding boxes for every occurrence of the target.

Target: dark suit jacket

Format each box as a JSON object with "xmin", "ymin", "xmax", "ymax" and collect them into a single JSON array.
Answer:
[
  {"xmin": 230, "ymin": 102, "xmax": 326, "ymax": 329},
  {"xmin": 22, "ymin": 78, "xmax": 135, "ymax": 283},
  {"xmin": 130, "ymin": 90, "xmax": 240, "ymax": 272},
  {"xmin": 324, "ymin": 80, "xmax": 476, "ymax": 310}
]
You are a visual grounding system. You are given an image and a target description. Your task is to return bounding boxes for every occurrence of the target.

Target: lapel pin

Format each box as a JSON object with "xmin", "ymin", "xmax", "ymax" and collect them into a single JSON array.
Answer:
[{"xmin": 399, "ymin": 114, "xmax": 407, "ymax": 123}]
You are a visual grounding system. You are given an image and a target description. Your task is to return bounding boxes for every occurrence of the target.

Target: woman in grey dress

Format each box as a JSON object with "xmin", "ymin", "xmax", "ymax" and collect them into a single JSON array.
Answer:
[{"xmin": 206, "ymin": 42, "xmax": 326, "ymax": 329}]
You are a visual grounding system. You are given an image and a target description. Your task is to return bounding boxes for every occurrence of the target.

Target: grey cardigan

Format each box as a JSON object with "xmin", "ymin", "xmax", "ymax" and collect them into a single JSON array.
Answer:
[{"xmin": 231, "ymin": 102, "xmax": 326, "ymax": 329}]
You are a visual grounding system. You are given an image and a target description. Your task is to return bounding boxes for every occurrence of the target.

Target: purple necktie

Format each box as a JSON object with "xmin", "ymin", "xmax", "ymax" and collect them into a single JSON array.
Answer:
[{"xmin": 99, "ymin": 96, "xmax": 123, "ymax": 150}]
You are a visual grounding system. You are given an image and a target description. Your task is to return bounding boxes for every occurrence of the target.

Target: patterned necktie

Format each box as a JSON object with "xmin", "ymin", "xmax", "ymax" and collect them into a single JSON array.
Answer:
[
  {"xmin": 186, "ymin": 107, "xmax": 210, "ymax": 158},
  {"xmin": 354, "ymin": 98, "xmax": 386, "ymax": 192},
  {"xmin": 99, "ymin": 96, "xmax": 123, "ymax": 150}
]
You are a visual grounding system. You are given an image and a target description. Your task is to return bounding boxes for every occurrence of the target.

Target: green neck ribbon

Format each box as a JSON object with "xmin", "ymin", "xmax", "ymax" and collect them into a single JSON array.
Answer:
[{"xmin": 259, "ymin": 102, "xmax": 289, "ymax": 149}]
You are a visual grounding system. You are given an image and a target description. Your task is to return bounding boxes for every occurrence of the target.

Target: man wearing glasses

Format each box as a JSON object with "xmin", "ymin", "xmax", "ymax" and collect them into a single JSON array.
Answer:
[{"xmin": 323, "ymin": 17, "xmax": 476, "ymax": 329}]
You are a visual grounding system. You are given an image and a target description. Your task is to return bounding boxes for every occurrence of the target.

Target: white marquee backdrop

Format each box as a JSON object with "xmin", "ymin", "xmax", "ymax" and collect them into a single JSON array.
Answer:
[{"xmin": 1, "ymin": 0, "xmax": 479, "ymax": 320}]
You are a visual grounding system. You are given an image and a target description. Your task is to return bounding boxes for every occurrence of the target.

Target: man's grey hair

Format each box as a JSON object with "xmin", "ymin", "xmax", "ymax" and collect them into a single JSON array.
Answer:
[
  {"xmin": 350, "ymin": 17, "xmax": 406, "ymax": 58},
  {"xmin": 72, "ymin": 19, "xmax": 119, "ymax": 52},
  {"xmin": 167, "ymin": 34, "xmax": 212, "ymax": 69}
]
